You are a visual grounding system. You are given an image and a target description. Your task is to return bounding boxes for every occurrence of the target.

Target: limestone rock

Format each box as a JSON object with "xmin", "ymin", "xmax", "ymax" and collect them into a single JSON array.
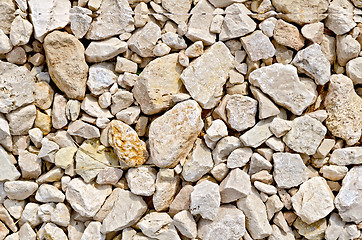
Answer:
[
  {"xmin": 219, "ymin": 168, "xmax": 251, "ymax": 203},
  {"xmin": 18, "ymin": 150, "xmax": 42, "ymax": 179},
  {"xmin": 0, "ymin": 0, "xmax": 15, "ymax": 35},
  {"xmin": 292, "ymin": 177, "xmax": 334, "ymax": 224},
  {"xmin": 101, "ymin": 188, "xmax": 147, "ymax": 233},
  {"xmin": 85, "ymin": 0, "xmax": 134, "ymax": 40},
  {"xmin": 346, "ymin": 57, "xmax": 362, "ymax": 85},
  {"xmin": 128, "ymin": 22, "xmax": 161, "ymax": 57},
  {"xmin": 9, "ymin": 16, "xmax": 33, "ymax": 46},
  {"xmin": 4, "ymin": 181, "xmax": 38, "ymax": 200},
  {"xmin": 67, "ymin": 120, "xmax": 100, "ymax": 139},
  {"xmin": 325, "ymin": 0, "xmax": 356, "ymax": 35},
  {"xmin": 250, "ymin": 87, "xmax": 280, "ymax": 119},
  {"xmin": 239, "ymin": 118, "xmax": 273, "ymax": 148},
  {"xmin": 81, "ymin": 222, "xmax": 105, "ymax": 240},
  {"xmin": 293, "ymin": 217, "xmax": 327, "ymax": 240},
  {"xmin": 138, "ymin": 212, "xmax": 180, "ymax": 239},
  {"xmin": 34, "ymin": 81, "xmax": 54, "ymax": 111},
  {"xmin": 52, "ymin": 94, "xmax": 68, "ymax": 129},
  {"xmin": 133, "ymin": 54, "xmax": 184, "ymax": 115},
  {"xmin": 153, "ymin": 169, "xmax": 179, "ymax": 212},
  {"xmin": 0, "ymin": 30, "xmax": 12, "ymax": 54},
  {"xmin": 174, "ymin": 210, "xmax": 197, "ymax": 239},
  {"xmin": 35, "ymin": 184, "xmax": 65, "ymax": 203},
  {"xmin": 273, "ymin": 153, "xmax": 308, "ymax": 188},
  {"xmin": 249, "ymin": 64, "xmax": 315, "ymax": 115},
  {"xmin": 43, "ymin": 223, "xmax": 68, "ymax": 240},
  {"xmin": 320, "ymin": 165, "xmax": 348, "ymax": 181},
  {"xmin": 273, "ymin": 19, "xmax": 305, "ymax": 51},
  {"xmin": 335, "ymin": 165, "xmax": 362, "ymax": 223},
  {"xmin": 0, "ymin": 61, "xmax": 35, "ymax": 114},
  {"xmin": 329, "ymin": 147, "xmax": 362, "ymax": 165},
  {"xmin": 212, "ymin": 136, "xmax": 242, "ymax": 165},
  {"xmin": 87, "ymin": 63, "xmax": 117, "ymax": 96},
  {"xmin": 190, "ymin": 180, "xmax": 220, "ymax": 220},
  {"xmin": 292, "ymin": 43, "xmax": 330, "ymax": 85},
  {"xmin": 126, "ymin": 166, "xmax": 157, "ymax": 196},
  {"xmin": 44, "ymin": 31, "xmax": 88, "ymax": 100},
  {"xmin": 325, "ymin": 212, "xmax": 345, "ymax": 240},
  {"xmin": 148, "ymin": 100, "xmax": 203, "ymax": 168},
  {"xmin": 272, "ymin": 0, "xmax": 329, "ymax": 25},
  {"xmin": 69, "ymin": 6, "xmax": 92, "ymax": 39},
  {"xmin": 226, "ymin": 94, "xmax": 257, "ymax": 132},
  {"xmin": 324, "ymin": 74, "xmax": 362, "ymax": 145},
  {"xmin": 0, "ymin": 114, "xmax": 12, "ymax": 151},
  {"xmin": 81, "ymin": 94, "xmax": 113, "ymax": 119},
  {"xmin": 181, "ymin": 42, "xmax": 234, "ymax": 109},
  {"xmin": 227, "ymin": 147, "xmax": 252, "ymax": 169},
  {"xmin": 6, "ymin": 104, "xmax": 36, "ymax": 136},
  {"xmin": 241, "ymin": 30, "xmax": 275, "ymax": 61},
  {"xmin": 162, "ymin": 0, "xmax": 191, "ymax": 24},
  {"xmin": 108, "ymin": 120, "xmax": 148, "ymax": 167},
  {"xmin": 28, "ymin": 0, "xmax": 71, "ymax": 41},
  {"xmin": 85, "ymin": 38, "xmax": 127, "ymax": 63}
]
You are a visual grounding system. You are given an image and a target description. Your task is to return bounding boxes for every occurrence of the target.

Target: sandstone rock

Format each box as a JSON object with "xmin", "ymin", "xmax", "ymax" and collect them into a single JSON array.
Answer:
[
  {"xmin": 239, "ymin": 118, "xmax": 274, "ymax": 148},
  {"xmin": 35, "ymin": 184, "xmax": 65, "ymax": 203},
  {"xmin": 198, "ymin": 205, "xmax": 246, "ymax": 240},
  {"xmin": 249, "ymin": 64, "xmax": 315, "ymax": 115},
  {"xmin": 219, "ymin": 168, "xmax": 251, "ymax": 203},
  {"xmin": 138, "ymin": 212, "xmax": 180, "ymax": 240},
  {"xmin": 0, "ymin": 0, "xmax": 15, "ymax": 35},
  {"xmin": 0, "ymin": 61, "xmax": 35, "ymax": 114},
  {"xmin": 273, "ymin": 153, "xmax": 308, "ymax": 188},
  {"xmin": 101, "ymin": 188, "xmax": 147, "ymax": 233},
  {"xmin": 66, "ymin": 178, "xmax": 112, "ymax": 218},
  {"xmin": 34, "ymin": 110, "xmax": 51, "ymax": 135},
  {"xmin": 292, "ymin": 43, "xmax": 330, "ymax": 85},
  {"xmin": 181, "ymin": 42, "xmax": 233, "ymax": 109},
  {"xmin": 87, "ymin": 63, "xmax": 118, "ymax": 96},
  {"xmin": 44, "ymin": 31, "xmax": 88, "ymax": 100},
  {"xmin": 325, "ymin": 0, "xmax": 356, "ymax": 35},
  {"xmin": 283, "ymin": 116, "xmax": 326, "ymax": 155},
  {"xmin": 346, "ymin": 57, "xmax": 362, "ymax": 85},
  {"xmin": 273, "ymin": 19, "xmax": 305, "ymax": 51},
  {"xmin": 324, "ymin": 74, "xmax": 362, "ymax": 145},
  {"xmin": 272, "ymin": 0, "xmax": 329, "ymax": 25},
  {"xmin": 126, "ymin": 166, "xmax": 157, "ymax": 196},
  {"xmin": 85, "ymin": 38, "xmax": 127, "ymax": 63},
  {"xmin": 219, "ymin": 3, "xmax": 256, "ymax": 41},
  {"xmin": 6, "ymin": 104, "xmax": 36, "ymax": 136},
  {"xmin": 10, "ymin": 16, "xmax": 33, "ymax": 46},
  {"xmin": 133, "ymin": 54, "xmax": 184, "ymax": 115},
  {"xmin": 226, "ymin": 94, "xmax": 257, "ymax": 132},
  {"xmin": 241, "ymin": 30, "xmax": 275, "ymax": 61},
  {"xmin": 153, "ymin": 169, "xmax": 179, "ymax": 212},
  {"xmin": 190, "ymin": 180, "xmax": 220, "ymax": 220},
  {"xmin": 128, "ymin": 22, "xmax": 161, "ymax": 57},
  {"xmin": 28, "ymin": 0, "xmax": 71, "ymax": 41},
  {"xmin": 329, "ymin": 147, "xmax": 362, "ymax": 165},
  {"xmin": 335, "ymin": 165, "xmax": 362, "ymax": 223},
  {"xmin": 4, "ymin": 181, "xmax": 38, "ymax": 200},
  {"xmin": 292, "ymin": 177, "xmax": 334, "ymax": 224},
  {"xmin": 69, "ymin": 6, "xmax": 92, "ymax": 39},
  {"xmin": 148, "ymin": 100, "xmax": 203, "ymax": 168},
  {"xmin": 86, "ymin": 0, "xmax": 134, "ymax": 40}
]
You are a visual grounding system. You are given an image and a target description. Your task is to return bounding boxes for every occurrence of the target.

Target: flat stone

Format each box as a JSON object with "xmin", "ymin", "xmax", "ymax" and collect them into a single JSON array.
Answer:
[
  {"xmin": 87, "ymin": 63, "xmax": 117, "ymax": 96},
  {"xmin": 10, "ymin": 16, "xmax": 33, "ymax": 46},
  {"xmin": 169, "ymin": 185, "xmax": 194, "ymax": 217},
  {"xmin": 133, "ymin": 53, "xmax": 184, "ymax": 115},
  {"xmin": 190, "ymin": 180, "xmax": 220, "ymax": 220},
  {"xmin": 69, "ymin": 6, "xmax": 92, "ymax": 39},
  {"xmin": 219, "ymin": 168, "xmax": 251, "ymax": 203},
  {"xmin": 273, "ymin": 19, "xmax": 305, "ymax": 51},
  {"xmin": 329, "ymin": 147, "xmax": 362, "ymax": 165},
  {"xmin": 226, "ymin": 94, "xmax": 257, "ymax": 132},
  {"xmin": 272, "ymin": 0, "xmax": 329, "ymax": 25},
  {"xmin": 85, "ymin": 0, "xmax": 134, "ymax": 40},
  {"xmin": 292, "ymin": 43, "xmax": 330, "ymax": 85},
  {"xmin": 4, "ymin": 181, "xmax": 38, "ymax": 200},
  {"xmin": 336, "ymin": 35, "xmax": 361, "ymax": 67},
  {"xmin": 44, "ymin": 31, "xmax": 88, "ymax": 100},
  {"xmin": 324, "ymin": 74, "xmax": 362, "ymax": 145},
  {"xmin": 65, "ymin": 178, "xmax": 112, "ymax": 218},
  {"xmin": 162, "ymin": 0, "xmax": 191, "ymax": 24},
  {"xmin": 81, "ymin": 94, "xmax": 113, "ymax": 118},
  {"xmin": 273, "ymin": 153, "xmax": 308, "ymax": 188},
  {"xmin": 292, "ymin": 177, "xmax": 334, "ymax": 224},
  {"xmin": 241, "ymin": 30, "xmax": 275, "ymax": 61},
  {"xmin": 325, "ymin": 0, "xmax": 356, "ymax": 35},
  {"xmin": 35, "ymin": 184, "xmax": 65, "ymax": 203},
  {"xmin": 54, "ymin": 147, "xmax": 77, "ymax": 170},
  {"xmin": 249, "ymin": 64, "xmax": 315, "ymax": 115},
  {"xmin": 249, "ymin": 152, "xmax": 272, "ymax": 175},
  {"xmin": 28, "ymin": 0, "xmax": 71, "ymax": 41},
  {"xmin": 0, "ymin": 0, "xmax": 15, "ymax": 35},
  {"xmin": 126, "ymin": 166, "xmax": 157, "ymax": 196},
  {"xmin": 219, "ymin": 3, "xmax": 256, "ymax": 41},
  {"xmin": 153, "ymin": 169, "xmax": 179, "ymax": 212},
  {"xmin": 320, "ymin": 165, "xmax": 348, "ymax": 181},
  {"xmin": 293, "ymin": 217, "xmax": 327, "ymax": 240},
  {"xmin": 181, "ymin": 42, "xmax": 234, "ymax": 109},
  {"xmin": 52, "ymin": 94, "xmax": 68, "ymax": 130},
  {"xmin": 239, "ymin": 118, "xmax": 274, "ymax": 148},
  {"xmin": 6, "ymin": 104, "xmax": 36, "ymax": 136},
  {"xmin": 346, "ymin": 57, "xmax": 362, "ymax": 85},
  {"xmin": 128, "ymin": 22, "xmax": 161, "ymax": 57},
  {"xmin": 148, "ymin": 100, "xmax": 203, "ymax": 168},
  {"xmin": 101, "ymin": 188, "xmax": 147, "ymax": 233},
  {"xmin": 283, "ymin": 116, "xmax": 327, "ymax": 155},
  {"xmin": 85, "ymin": 38, "xmax": 127, "ymax": 63},
  {"xmin": 138, "ymin": 212, "xmax": 180, "ymax": 239},
  {"xmin": 108, "ymin": 120, "xmax": 148, "ymax": 167},
  {"xmin": 115, "ymin": 57, "xmax": 138, "ymax": 74},
  {"xmin": 250, "ymin": 87, "xmax": 280, "ymax": 120},
  {"xmin": 335, "ymin": 165, "xmax": 362, "ymax": 223},
  {"xmin": 198, "ymin": 205, "xmax": 245, "ymax": 240},
  {"xmin": 68, "ymin": 120, "xmax": 100, "ymax": 139},
  {"xmin": 0, "ymin": 61, "xmax": 35, "ymax": 114}
]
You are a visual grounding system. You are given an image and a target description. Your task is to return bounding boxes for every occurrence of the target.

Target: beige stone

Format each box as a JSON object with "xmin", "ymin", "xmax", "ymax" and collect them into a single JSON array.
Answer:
[
  {"xmin": 273, "ymin": 19, "xmax": 305, "ymax": 50},
  {"xmin": 0, "ymin": 0, "xmax": 15, "ymax": 35}
]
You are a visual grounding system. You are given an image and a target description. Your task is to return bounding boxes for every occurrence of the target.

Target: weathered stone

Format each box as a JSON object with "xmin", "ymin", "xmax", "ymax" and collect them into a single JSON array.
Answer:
[
  {"xmin": 250, "ymin": 86, "xmax": 280, "ymax": 120},
  {"xmin": 273, "ymin": 153, "xmax": 308, "ymax": 188},
  {"xmin": 18, "ymin": 150, "xmax": 42, "ymax": 179},
  {"xmin": 70, "ymin": 6, "xmax": 92, "ymax": 39},
  {"xmin": 44, "ymin": 31, "xmax": 88, "ymax": 100},
  {"xmin": 283, "ymin": 116, "xmax": 326, "ymax": 155},
  {"xmin": 169, "ymin": 185, "xmax": 193, "ymax": 217},
  {"xmin": 34, "ymin": 110, "xmax": 51, "ymax": 135},
  {"xmin": 249, "ymin": 64, "xmax": 315, "ymax": 115},
  {"xmin": 181, "ymin": 42, "xmax": 233, "ymax": 109},
  {"xmin": 0, "ymin": 30, "xmax": 12, "ymax": 54},
  {"xmin": 185, "ymin": 41, "xmax": 204, "ymax": 58},
  {"xmin": 85, "ymin": 38, "xmax": 127, "ymax": 63},
  {"xmin": 227, "ymin": 147, "xmax": 252, "ymax": 169},
  {"xmin": 249, "ymin": 152, "xmax": 272, "ymax": 176},
  {"xmin": 198, "ymin": 205, "xmax": 245, "ymax": 240},
  {"xmin": 110, "ymin": 89, "xmax": 134, "ymax": 115},
  {"xmin": 133, "ymin": 54, "xmax": 184, "ymax": 115},
  {"xmin": 335, "ymin": 165, "xmax": 362, "ymax": 223},
  {"xmin": 128, "ymin": 22, "xmax": 161, "ymax": 57},
  {"xmin": 6, "ymin": 104, "xmax": 36, "ymax": 136},
  {"xmin": 301, "ymin": 22, "xmax": 324, "ymax": 44},
  {"xmin": 81, "ymin": 95, "xmax": 113, "ymax": 119},
  {"xmin": 0, "ymin": 0, "xmax": 15, "ymax": 35},
  {"xmin": 101, "ymin": 188, "xmax": 147, "ymax": 233},
  {"xmin": 313, "ymin": 138, "xmax": 335, "ymax": 158},
  {"xmin": 239, "ymin": 118, "xmax": 274, "ymax": 148},
  {"xmin": 324, "ymin": 74, "xmax": 362, "ymax": 145},
  {"xmin": 212, "ymin": 136, "xmax": 241, "ymax": 165},
  {"xmin": 320, "ymin": 165, "xmax": 348, "ymax": 181},
  {"xmin": 173, "ymin": 210, "xmax": 197, "ymax": 239},
  {"xmin": 190, "ymin": 180, "xmax": 220, "ymax": 220},
  {"xmin": 219, "ymin": 168, "xmax": 251, "ymax": 203},
  {"xmin": 273, "ymin": 19, "xmax": 305, "ymax": 51},
  {"xmin": 325, "ymin": 212, "xmax": 345, "ymax": 240},
  {"xmin": 162, "ymin": 32, "xmax": 187, "ymax": 50},
  {"xmin": 34, "ymin": 81, "xmax": 54, "ymax": 111},
  {"xmin": 329, "ymin": 147, "xmax": 362, "ymax": 165},
  {"xmin": 292, "ymin": 43, "xmax": 330, "ymax": 85},
  {"xmin": 325, "ymin": 0, "xmax": 356, "ymax": 35},
  {"xmin": 19, "ymin": 202, "xmax": 41, "ymax": 227},
  {"xmin": 28, "ymin": 0, "xmax": 71, "ymax": 41},
  {"xmin": 86, "ymin": 0, "xmax": 134, "ymax": 40},
  {"xmin": 292, "ymin": 177, "xmax": 334, "ymax": 224},
  {"xmin": 43, "ymin": 223, "xmax": 68, "ymax": 240},
  {"xmin": 0, "ymin": 61, "xmax": 35, "ymax": 114},
  {"xmin": 87, "ymin": 63, "xmax": 117, "ymax": 96},
  {"xmin": 162, "ymin": 0, "xmax": 191, "ymax": 24},
  {"xmin": 126, "ymin": 166, "xmax": 157, "ymax": 196},
  {"xmin": 241, "ymin": 30, "xmax": 275, "ymax": 61},
  {"xmin": 148, "ymin": 100, "xmax": 203, "ymax": 168},
  {"xmin": 272, "ymin": 0, "xmax": 329, "ymax": 25},
  {"xmin": 19, "ymin": 222, "xmax": 36, "ymax": 240},
  {"xmin": 211, "ymin": 163, "xmax": 229, "ymax": 182},
  {"xmin": 35, "ymin": 184, "xmax": 65, "ymax": 203},
  {"xmin": 115, "ymin": 57, "xmax": 138, "ymax": 74},
  {"xmin": 96, "ymin": 167, "xmax": 123, "ymax": 185},
  {"xmin": 4, "ymin": 181, "xmax": 38, "ymax": 200},
  {"xmin": 293, "ymin": 217, "xmax": 327, "ymax": 240},
  {"xmin": 68, "ymin": 120, "xmax": 100, "ymax": 139},
  {"xmin": 81, "ymin": 221, "xmax": 105, "ymax": 240},
  {"xmin": 54, "ymin": 147, "xmax": 77, "ymax": 170},
  {"xmin": 153, "ymin": 169, "xmax": 179, "ymax": 212},
  {"xmin": 138, "ymin": 212, "xmax": 180, "ymax": 240},
  {"xmin": 0, "ymin": 114, "xmax": 12, "ymax": 151},
  {"xmin": 219, "ymin": 3, "xmax": 256, "ymax": 41},
  {"xmin": 10, "ymin": 16, "xmax": 32, "ymax": 46},
  {"xmin": 51, "ymin": 203, "xmax": 70, "ymax": 227},
  {"xmin": 226, "ymin": 94, "xmax": 257, "ymax": 132},
  {"xmin": 346, "ymin": 57, "xmax": 362, "ymax": 85}
]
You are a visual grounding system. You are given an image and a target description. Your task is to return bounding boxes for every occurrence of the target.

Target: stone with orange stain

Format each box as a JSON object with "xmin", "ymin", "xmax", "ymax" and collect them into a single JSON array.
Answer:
[{"xmin": 108, "ymin": 120, "xmax": 148, "ymax": 168}]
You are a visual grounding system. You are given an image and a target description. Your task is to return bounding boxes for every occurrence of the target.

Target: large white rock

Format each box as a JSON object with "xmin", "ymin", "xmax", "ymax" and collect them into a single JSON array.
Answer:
[
  {"xmin": 219, "ymin": 168, "xmax": 251, "ymax": 203},
  {"xmin": 190, "ymin": 180, "xmax": 220, "ymax": 220},
  {"xmin": 181, "ymin": 42, "xmax": 234, "ymax": 109},
  {"xmin": 148, "ymin": 100, "xmax": 203, "ymax": 168},
  {"xmin": 133, "ymin": 54, "xmax": 184, "ymax": 115},
  {"xmin": 4, "ymin": 181, "xmax": 38, "ymax": 200},
  {"xmin": 335, "ymin": 166, "xmax": 362, "ymax": 223},
  {"xmin": 0, "ymin": 61, "xmax": 35, "ymax": 114},
  {"xmin": 249, "ymin": 64, "xmax": 316, "ymax": 115},
  {"xmin": 292, "ymin": 177, "xmax": 334, "ymax": 224},
  {"xmin": 85, "ymin": 0, "xmax": 134, "ymax": 40},
  {"xmin": 9, "ymin": 16, "xmax": 33, "ymax": 46},
  {"xmin": 87, "ymin": 63, "xmax": 117, "ymax": 96},
  {"xmin": 101, "ymin": 188, "xmax": 147, "ymax": 233},
  {"xmin": 28, "ymin": 0, "xmax": 71, "ymax": 41},
  {"xmin": 126, "ymin": 166, "xmax": 157, "ymax": 196},
  {"xmin": 329, "ymin": 147, "xmax": 362, "ymax": 165},
  {"xmin": 283, "ymin": 116, "xmax": 327, "ymax": 155},
  {"xmin": 198, "ymin": 205, "xmax": 245, "ymax": 240},
  {"xmin": 138, "ymin": 212, "xmax": 180, "ymax": 240},
  {"xmin": 128, "ymin": 22, "xmax": 161, "ymax": 57},
  {"xmin": 226, "ymin": 94, "xmax": 257, "ymax": 132},
  {"xmin": 273, "ymin": 153, "xmax": 308, "ymax": 188}
]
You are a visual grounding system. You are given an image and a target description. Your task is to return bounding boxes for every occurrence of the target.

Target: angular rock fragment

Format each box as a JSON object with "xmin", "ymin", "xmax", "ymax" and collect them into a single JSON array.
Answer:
[
  {"xmin": 128, "ymin": 22, "xmax": 161, "ymax": 57},
  {"xmin": 219, "ymin": 168, "xmax": 251, "ymax": 203},
  {"xmin": 153, "ymin": 169, "xmax": 179, "ymax": 212},
  {"xmin": 241, "ymin": 30, "xmax": 275, "ymax": 61},
  {"xmin": 69, "ymin": 6, "xmax": 92, "ymax": 39},
  {"xmin": 67, "ymin": 120, "xmax": 100, "ymax": 139},
  {"xmin": 4, "ymin": 181, "xmax": 38, "ymax": 200},
  {"xmin": 87, "ymin": 63, "xmax": 118, "ymax": 96},
  {"xmin": 336, "ymin": 35, "xmax": 361, "ymax": 67},
  {"xmin": 10, "ymin": 16, "xmax": 33, "ymax": 46},
  {"xmin": 190, "ymin": 180, "xmax": 220, "ymax": 220},
  {"xmin": 226, "ymin": 95, "xmax": 257, "ymax": 132},
  {"xmin": 250, "ymin": 87, "xmax": 280, "ymax": 120},
  {"xmin": 6, "ymin": 104, "xmax": 36, "ymax": 136},
  {"xmin": 0, "ymin": 0, "xmax": 15, "ymax": 35},
  {"xmin": 239, "ymin": 118, "xmax": 274, "ymax": 148},
  {"xmin": 273, "ymin": 19, "xmax": 305, "ymax": 51},
  {"xmin": 138, "ymin": 212, "xmax": 180, "ymax": 239},
  {"xmin": 293, "ymin": 217, "xmax": 327, "ymax": 240},
  {"xmin": 325, "ymin": 0, "xmax": 356, "ymax": 35},
  {"xmin": 126, "ymin": 166, "xmax": 157, "ymax": 196},
  {"xmin": 346, "ymin": 57, "xmax": 362, "ymax": 85},
  {"xmin": 329, "ymin": 147, "xmax": 362, "ymax": 165},
  {"xmin": 86, "ymin": 38, "xmax": 128, "ymax": 63},
  {"xmin": 35, "ymin": 184, "xmax": 65, "ymax": 203}
]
